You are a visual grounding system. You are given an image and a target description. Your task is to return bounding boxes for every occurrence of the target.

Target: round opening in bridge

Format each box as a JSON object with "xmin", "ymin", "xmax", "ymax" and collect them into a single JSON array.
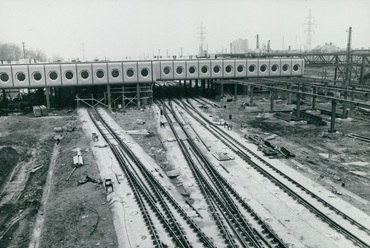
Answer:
[
  {"xmin": 0, "ymin": 73, "xmax": 9, "ymax": 82},
  {"xmin": 213, "ymin": 65, "xmax": 220, "ymax": 73},
  {"xmin": 237, "ymin": 65, "xmax": 244, "ymax": 73},
  {"xmin": 293, "ymin": 64, "xmax": 300, "ymax": 71},
  {"xmin": 33, "ymin": 72, "xmax": 42, "ymax": 81},
  {"xmin": 49, "ymin": 71, "xmax": 58, "ymax": 80},
  {"xmin": 126, "ymin": 69, "xmax": 135, "ymax": 78},
  {"xmin": 260, "ymin": 64, "xmax": 267, "ymax": 72},
  {"xmin": 111, "ymin": 69, "xmax": 120, "ymax": 78},
  {"xmin": 96, "ymin": 70, "xmax": 105, "ymax": 79},
  {"xmin": 225, "ymin": 65, "xmax": 233, "ymax": 73},
  {"xmin": 189, "ymin": 66, "xmax": 196, "ymax": 74},
  {"xmin": 248, "ymin": 65, "xmax": 255, "ymax": 72},
  {"xmin": 17, "ymin": 72, "xmax": 26, "ymax": 81},
  {"xmin": 65, "ymin": 70, "xmax": 74, "ymax": 80},
  {"xmin": 163, "ymin": 66, "xmax": 171, "ymax": 75},
  {"xmin": 201, "ymin": 66, "xmax": 208, "ymax": 74},
  {"xmin": 141, "ymin": 68, "xmax": 149, "ymax": 77},
  {"xmin": 81, "ymin": 70, "xmax": 89, "ymax": 79},
  {"xmin": 176, "ymin": 66, "xmax": 183, "ymax": 74},
  {"xmin": 271, "ymin": 64, "xmax": 278, "ymax": 72},
  {"xmin": 282, "ymin": 64, "xmax": 289, "ymax": 72}
]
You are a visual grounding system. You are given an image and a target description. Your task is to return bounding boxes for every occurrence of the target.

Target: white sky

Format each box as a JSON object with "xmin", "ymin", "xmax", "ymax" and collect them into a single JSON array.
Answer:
[{"xmin": 1, "ymin": 0, "xmax": 369, "ymax": 61}]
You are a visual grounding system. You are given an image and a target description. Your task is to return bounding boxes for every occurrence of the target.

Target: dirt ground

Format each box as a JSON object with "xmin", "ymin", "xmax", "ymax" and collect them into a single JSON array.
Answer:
[
  {"xmin": 0, "ymin": 111, "xmax": 117, "ymax": 248},
  {"xmin": 207, "ymin": 93, "xmax": 370, "ymax": 215}
]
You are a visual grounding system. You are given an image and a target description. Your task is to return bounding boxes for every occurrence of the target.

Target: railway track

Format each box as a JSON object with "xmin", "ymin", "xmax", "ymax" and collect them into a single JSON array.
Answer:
[
  {"xmin": 173, "ymin": 95, "xmax": 370, "ymax": 248},
  {"xmin": 88, "ymin": 109, "xmax": 216, "ymax": 248},
  {"xmin": 158, "ymin": 98, "xmax": 288, "ymax": 248}
]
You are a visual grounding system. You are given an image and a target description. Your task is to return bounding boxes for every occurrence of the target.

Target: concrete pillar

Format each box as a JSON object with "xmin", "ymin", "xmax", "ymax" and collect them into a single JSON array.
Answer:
[
  {"xmin": 195, "ymin": 80, "xmax": 199, "ymax": 88},
  {"xmin": 107, "ymin": 84, "xmax": 112, "ymax": 110},
  {"xmin": 207, "ymin": 79, "xmax": 210, "ymax": 89},
  {"xmin": 312, "ymin": 87, "xmax": 317, "ymax": 110},
  {"xmin": 329, "ymin": 99, "xmax": 337, "ymax": 133},
  {"xmin": 287, "ymin": 83, "xmax": 292, "ymax": 104},
  {"xmin": 122, "ymin": 85, "xmax": 125, "ymax": 109},
  {"xmin": 243, "ymin": 84, "xmax": 247, "ymax": 95},
  {"xmin": 269, "ymin": 89, "xmax": 274, "ymax": 112},
  {"xmin": 220, "ymin": 80, "xmax": 224, "ymax": 98},
  {"xmin": 249, "ymin": 84, "xmax": 254, "ymax": 105},
  {"xmin": 234, "ymin": 82, "xmax": 237, "ymax": 101},
  {"xmin": 136, "ymin": 83, "xmax": 141, "ymax": 108},
  {"xmin": 296, "ymin": 93, "xmax": 300, "ymax": 119},
  {"xmin": 45, "ymin": 87, "xmax": 51, "ymax": 110}
]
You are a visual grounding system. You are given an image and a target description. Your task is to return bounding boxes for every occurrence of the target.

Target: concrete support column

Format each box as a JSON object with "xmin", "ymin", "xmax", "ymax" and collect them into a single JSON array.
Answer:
[
  {"xmin": 45, "ymin": 87, "xmax": 51, "ymax": 110},
  {"xmin": 249, "ymin": 84, "xmax": 254, "ymax": 105},
  {"xmin": 287, "ymin": 83, "xmax": 292, "ymax": 104},
  {"xmin": 220, "ymin": 80, "xmax": 224, "ymax": 98},
  {"xmin": 329, "ymin": 99, "xmax": 337, "ymax": 133},
  {"xmin": 243, "ymin": 84, "xmax": 247, "ymax": 95},
  {"xmin": 195, "ymin": 80, "xmax": 199, "ymax": 88},
  {"xmin": 136, "ymin": 83, "xmax": 141, "ymax": 108},
  {"xmin": 207, "ymin": 79, "xmax": 210, "ymax": 89},
  {"xmin": 311, "ymin": 87, "xmax": 317, "ymax": 110},
  {"xmin": 296, "ymin": 93, "xmax": 300, "ymax": 119},
  {"xmin": 107, "ymin": 84, "xmax": 112, "ymax": 110},
  {"xmin": 269, "ymin": 89, "xmax": 274, "ymax": 112},
  {"xmin": 122, "ymin": 85, "xmax": 125, "ymax": 109},
  {"xmin": 2, "ymin": 89, "xmax": 7, "ymax": 116},
  {"xmin": 234, "ymin": 82, "xmax": 237, "ymax": 101}
]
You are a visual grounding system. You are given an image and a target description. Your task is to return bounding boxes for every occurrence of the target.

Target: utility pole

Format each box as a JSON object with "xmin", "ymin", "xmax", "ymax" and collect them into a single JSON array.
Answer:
[
  {"xmin": 267, "ymin": 40, "xmax": 271, "ymax": 53},
  {"xmin": 197, "ymin": 23, "xmax": 206, "ymax": 57},
  {"xmin": 22, "ymin": 42, "xmax": 26, "ymax": 59},
  {"xmin": 303, "ymin": 8, "xmax": 316, "ymax": 51},
  {"xmin": 342, "ymin": 27, "xmax": 352, "ymax": 118}
]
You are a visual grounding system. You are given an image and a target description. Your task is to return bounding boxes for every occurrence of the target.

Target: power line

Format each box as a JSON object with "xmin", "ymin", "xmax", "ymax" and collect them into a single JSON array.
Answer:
[
  {"xmin": 303, "ymin": 8, "xmax": 316, "ymax": 51},
  {"xmin": 197, "ymin": 23, "xmax": 207, "ymax": 56}
]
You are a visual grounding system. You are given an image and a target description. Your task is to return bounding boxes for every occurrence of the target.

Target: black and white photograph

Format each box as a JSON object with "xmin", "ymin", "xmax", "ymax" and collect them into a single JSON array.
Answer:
[{"xmin": 0, "ymin": 0, "xmax": 369, "ymax": 247}]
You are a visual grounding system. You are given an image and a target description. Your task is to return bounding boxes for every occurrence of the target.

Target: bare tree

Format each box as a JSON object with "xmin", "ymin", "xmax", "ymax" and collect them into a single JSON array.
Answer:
[
  {"xmin": 27, "ymin": 49, "xmax": 47, "ymax": 62},
  {"xmin": 0, "ymin": 42, "xmax": 22, "ymax": 61}
]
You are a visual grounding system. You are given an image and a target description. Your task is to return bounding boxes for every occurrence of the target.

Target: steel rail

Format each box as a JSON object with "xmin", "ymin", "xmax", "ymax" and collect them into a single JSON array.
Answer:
[
  {"xmin": 184, "ymin": 98, "xmax": 370, "ymax": 248},
  {"xmin": 170, "ymin": 98, "xmax": 287, "ymax": 248},
  {"xmin": 92, "ymin": 108, "xmax": 216, "ymax": 248},
  {"xmin": 162, "ymin": 99, "xmax": 275, "ymax": 248},
  {"xmin": 88, "ymin": 111, "xmax": 166, "ymax": 248}
]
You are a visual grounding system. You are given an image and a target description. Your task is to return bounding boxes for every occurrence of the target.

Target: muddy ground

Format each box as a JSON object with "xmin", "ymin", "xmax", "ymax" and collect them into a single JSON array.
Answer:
[{"xmin": 0, "ymin": 111, "xmax": 117, "ymax": 248}]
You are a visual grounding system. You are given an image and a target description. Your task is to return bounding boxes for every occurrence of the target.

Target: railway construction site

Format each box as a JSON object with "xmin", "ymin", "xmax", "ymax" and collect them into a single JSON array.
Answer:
[{"xmin": 0, "ymin": 68, "xmax": 370, "ymax": 247}]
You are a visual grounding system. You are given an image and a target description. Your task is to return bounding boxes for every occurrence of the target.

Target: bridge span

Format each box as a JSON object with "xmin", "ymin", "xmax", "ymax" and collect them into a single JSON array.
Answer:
[{"xmin": 0, "ymin": 58, "xmax": 303, "ymax": 89}]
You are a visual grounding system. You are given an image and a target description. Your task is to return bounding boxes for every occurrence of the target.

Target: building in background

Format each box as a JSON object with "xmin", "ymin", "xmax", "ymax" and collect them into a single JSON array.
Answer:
[{"xmin": 232, "ymin": 39, "xmax": 248, "ymax": 53}]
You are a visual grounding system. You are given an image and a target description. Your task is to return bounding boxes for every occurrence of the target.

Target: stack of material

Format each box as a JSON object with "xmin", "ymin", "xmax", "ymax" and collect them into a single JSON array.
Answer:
[
  {"xmin": 33, "ymin": 106, "xmax": 42, "ymax": 117},
  {"xmin": 33, "ymin": 105, "xmax": 49, "ymax": 117},
  {"xmin": 293, "ymin": 109, "xmax": 326, "ymax": 126},
  {"xmin": 39, "ymin": 105, "xmax": 48, "ymax": 116},
  {"xmin": 73, "ymin": 148, "xmax": 84, "ymax": 166}
]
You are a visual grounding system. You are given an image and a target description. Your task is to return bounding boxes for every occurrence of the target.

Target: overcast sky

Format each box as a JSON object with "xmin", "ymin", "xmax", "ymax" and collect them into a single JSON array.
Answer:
[{"xmin": 1, "ymin": 0, "xmax": 369, "ymax": 61}]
